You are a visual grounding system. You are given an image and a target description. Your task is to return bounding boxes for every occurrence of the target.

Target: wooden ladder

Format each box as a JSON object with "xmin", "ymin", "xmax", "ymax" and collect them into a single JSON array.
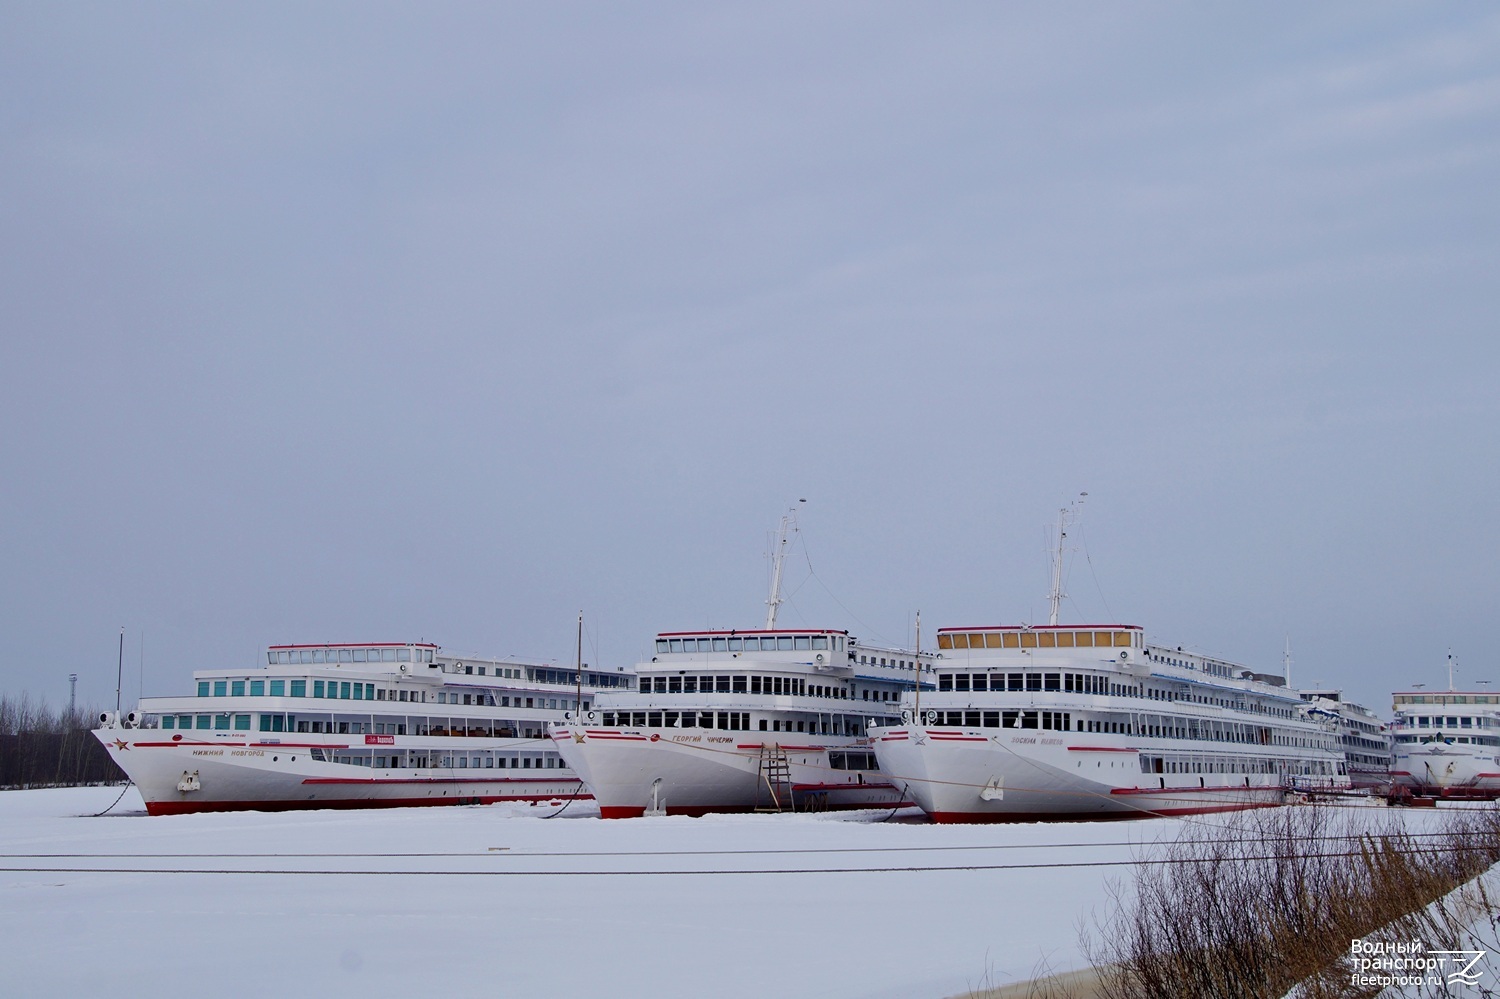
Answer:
[{"xmin": 754, "ymin": 743, "xmax": 793, "ymax": 813}]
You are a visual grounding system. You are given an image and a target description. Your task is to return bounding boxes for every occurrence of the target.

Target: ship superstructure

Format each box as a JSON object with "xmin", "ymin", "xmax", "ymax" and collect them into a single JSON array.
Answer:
[
  {"xmin": 1390, "ymin": 656, "xmax": 1500, "ymax": 796},
  {"xmin": 95, "ymin": 641, "xmax": 632, "ymax": 814},
  {"xmin": 871, "ymin": 625, "xmax": 1346, "ymax": 821}
]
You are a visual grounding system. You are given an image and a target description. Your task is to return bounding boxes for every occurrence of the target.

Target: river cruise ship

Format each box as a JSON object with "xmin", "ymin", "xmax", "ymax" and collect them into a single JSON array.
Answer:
[
  {"xmin": 872, "ymin": 624, "xmax": 1348, "ymax": 822},
  {"xmin": 94, "ymin": 641, "xmax": 631, "ymax": 815},
  {"xmin": 1390, "ymin": 660, "xmax": 1500, "ymax": 796},
  {"xmin": 552, "ymin": 628, "xmax": 931, "ymax": 817},
  {"xmin": 1299, "ymin": 688, "xmax": 1393, "ymax": 790},
  {"xmin": 552, "ymin": 506, "xmax": 933, "ymax": 817}
]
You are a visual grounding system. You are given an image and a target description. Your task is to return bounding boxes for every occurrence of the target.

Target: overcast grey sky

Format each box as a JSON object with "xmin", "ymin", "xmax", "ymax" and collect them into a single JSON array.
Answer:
[{"xmin": 2, "ymin": 3, "xmax": 1496, "ymax": 714}]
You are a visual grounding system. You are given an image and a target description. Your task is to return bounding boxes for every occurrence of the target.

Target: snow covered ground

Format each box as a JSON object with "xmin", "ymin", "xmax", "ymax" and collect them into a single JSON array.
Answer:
[{"xmin": 0, "ymin": 786, "xmax": 1190, "ymax": 998}]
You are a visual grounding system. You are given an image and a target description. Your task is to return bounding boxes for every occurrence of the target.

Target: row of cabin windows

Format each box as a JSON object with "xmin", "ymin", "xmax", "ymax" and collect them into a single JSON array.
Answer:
[
  {"xmin": 1137, "ymin": 755, "xmax": 1339, "ymax": 776},
  {"xmin": 270, "ymin": 647, "xmax": 436, "ymax": 665},
  {"xmin": 599, "ymin": 711, "xmax": 869, "ymax": 735},
  {"xmin": 938, "ymin": 630, "xmax": 1136, "ymax": 651},
  {"xmin": 639, "ymin": 675, "xmax": 841, "ymax": 698},
  {"xmin": 1396, "ymin": 694, "xmax": 1499, "ymax": 706},
  {"xmin": 937, "ymin": 672, "xmax": 1127, "ymax": 696},
  {"xmin": 656, "ymin": 635, "xmax": 841, "ymax": 654},
  {"xmin": 600, "ymin": 711, "xmax": 751, "ymax": 730},
  {"xmin": 156, "ymin": 715, "xmax": 546, "ymax": 737},
  {"xmin": 528, "ymin": 667, "xmax": 629, "ymax": 688},
  {"xmin": 1397, "ymin": 734, "xmax": 1500, "ymax": 746},
  {"xmin": 929, "ymin": 709, "xmax": 1072, "ymax": 731},
  {"xmin": 926, "ymin": 710, "xmax": 1329, "ymax": 748},
  {"xmin": 857, "ymin": 655, "xmax": 920, "ymax": 670},
  {"xmin": 198, "ymin": 679, "xmax": 377, "ymax": 700},
  {"xmin": 1402, "ymin": 716, "xmax": 1496, "ymax": 730},
  {"xmin": 436, "ymin": 691, "xmax": 584, "ymax": 711},
  {"xmin": 933, "ymin": 671, "xmax": 1291, "ymax": 716},
  {"xmin": 637, "ymin": 674, "xmax": 905, "ymax": 703},
  {"xmin": 305, "ymin": 748, "xmax": 563, "ymax": 769}
]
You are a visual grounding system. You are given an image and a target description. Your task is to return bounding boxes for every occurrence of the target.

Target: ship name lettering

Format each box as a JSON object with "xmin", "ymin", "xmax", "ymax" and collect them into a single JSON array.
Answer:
[
  {"xmin": 192, "ymin": 749, "xmax": 224, "ymax": 756},
  {"xmin": 672, "ymin": 735, "xmax": 703, "ymax": 743},
  {"xmin": 707, "ymin": 737, "xmax": 732, "ymax": 744},
  {"xmin": 1011, "ymin": 737, "xmax": 1037, "ymax": 744},
  {"xmin": 230, "ymin": 750, "xmax": 264, "ymax": 757}
]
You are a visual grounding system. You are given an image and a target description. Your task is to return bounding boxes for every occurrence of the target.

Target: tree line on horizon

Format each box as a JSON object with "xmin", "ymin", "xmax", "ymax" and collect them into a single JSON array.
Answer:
[{"xmin": 0, "ymin": 693, "xmax": 124, "ymax": 788}]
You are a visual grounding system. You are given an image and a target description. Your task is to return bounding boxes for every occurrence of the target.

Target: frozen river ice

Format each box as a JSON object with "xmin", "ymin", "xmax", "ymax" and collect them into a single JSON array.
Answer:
[{"xmin": 0, "ymin": 786, "xmax": 1190, "ymax": 998}]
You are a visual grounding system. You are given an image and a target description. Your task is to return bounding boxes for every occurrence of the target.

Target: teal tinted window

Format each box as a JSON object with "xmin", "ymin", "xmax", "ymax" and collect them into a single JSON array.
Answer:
[
  {"xmin": 231, "ymin": 681, "xmax": 245, "ymax": 696},
  {"xmin": 340, "ymin": 682, "xmax": 350, "ymax": 699},
  {"xmin": 269, "ymin": 680, "xmax": 285, "ymax": 696},
  {"xmin": 353, "ymin": 683, "xmax": 363, "ymax": 701},
  {"xmin": 249, "ymin": 680, "xmax": 265, "ymax": 696},
  {"xmin": 233, "ymin": 715, "xmax": 250, "ymax": 730},
  {"xmin": 271, "ymin": 715, "xmax": 285, "ymax": 732},
  {"xmin": 214, "ymin": 714, "xmax": 230, "ymax": 730},
  {"xmin": 197, "ymin": 681, "xmax": 209, "ymax": 697},
  {"xmin": 213, "ymin": 681, "xmax": 227, "ymax": 697},
  {"xmin": 314, "ymin": 680, "xmax": 325, "ymax": 697},
  {"xmin": 259, "ymin": 715, "xmax": 271, "ymax": 731},
  {"xmin": 177, "ymin": 715, "xmax": 191, "ymax": 729},
  {"xmin": 162, "ymin": 716, "xmax": 175, "ymax": 729},
  {"xmin": 290, "ymin": 680, "xmax": 305, "ymax": 697},
  {"xmin": 366, "ymin": 684, "xmax": 374, "ymax": 699},
  {"xmin": 196, "ymin": 715, "xmax": 210, "ymax": 729}
]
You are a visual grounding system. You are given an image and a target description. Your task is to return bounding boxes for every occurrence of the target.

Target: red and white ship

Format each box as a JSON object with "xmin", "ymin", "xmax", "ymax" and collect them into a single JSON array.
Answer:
[
  {"xmin": 1390, "ymin": 654, "xmax": 1500, "ymax": 797},
  {"xmin": 553, "ymin": 508, "xmax": 932, "ymax": 817},
  {"xmin": 94, "ymin": 641, "xmax": 631, "ymax": 814},
  {"xmin": 871, "ymin": 506, "xmax": 1348, "ymax": 822}
]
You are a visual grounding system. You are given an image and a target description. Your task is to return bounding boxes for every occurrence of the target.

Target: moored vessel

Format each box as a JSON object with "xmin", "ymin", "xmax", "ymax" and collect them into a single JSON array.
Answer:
[
  {"xmin": 1390, "ymin": 654, "xmax": 1500, "ymax": 797},
  {"xmin": 870, "ymin": 504, "xmax": 1348, "ymax": 822},
  {"xmin": 552, "ymin": 507, "xmax": 932, "ymax": 817},
  {"xmin": 95, "ymin": 641, "xmax": 630, "ymax": 814}
]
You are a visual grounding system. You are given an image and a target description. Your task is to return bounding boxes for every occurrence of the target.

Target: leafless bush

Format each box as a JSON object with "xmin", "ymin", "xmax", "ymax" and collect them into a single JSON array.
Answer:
[{"xmin": 1083, "ymin": 806, "xmax": 1500, "ymax": 999}]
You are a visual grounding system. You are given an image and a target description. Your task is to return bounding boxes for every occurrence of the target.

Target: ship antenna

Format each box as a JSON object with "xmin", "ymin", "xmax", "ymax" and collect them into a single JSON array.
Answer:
[
  {"xmin": 1283, "ymin": 638, "xmax": 1293, "ymax": 688},
  {"xmin": 113, "ymin": 627, "xmax": 123, "ymax": 711},
  {"xmin": 575, "ymin": 611, "xmax": 585, "ymax": 719},
  {"xmin": 764, "ymin": 501, "xmax": 803, "ymax": 630},
  {"xmin": 913, "ymin": 610, "xmax": 922, "ymax": 724},
  {"xmin": 1448, "ymin": 650, "xmax": 1456, "ymax": 693},
  {"xmin": 1047, "ymin": 494, "xmax": 1085, "ymax": 626}
]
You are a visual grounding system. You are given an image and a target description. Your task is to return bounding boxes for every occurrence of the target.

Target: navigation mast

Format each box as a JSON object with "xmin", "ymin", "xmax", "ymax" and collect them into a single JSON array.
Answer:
[
  {"xmin": 764, "ymin": 501, "xmax": 804, "ymax": 630},
  {"xmin": 1047, "ymin": 494, "xmax": 1085, "ymax": 626},
  {"xmin": 574, "ymin": 611, "xmax": 585, "ymax": 718}
]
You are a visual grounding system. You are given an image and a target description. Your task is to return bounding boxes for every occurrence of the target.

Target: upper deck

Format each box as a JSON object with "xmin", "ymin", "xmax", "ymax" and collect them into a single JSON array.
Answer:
[{"xmin": 646, "ymin": 628, "xmax": 930, "ymax": 684}]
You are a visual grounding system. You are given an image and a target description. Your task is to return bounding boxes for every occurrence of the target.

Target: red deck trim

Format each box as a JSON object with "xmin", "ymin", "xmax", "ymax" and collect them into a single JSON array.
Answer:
[
  {"xmin": 926, "ymin": 801, "xmax": 1276, "ymax": 823},
  {"xmin": 1111, "ymin": 784, "xmax": 1279, "ymax": 795},
  {"xmin": 937, "ymin": 625, "xmax": 1142, "ymax": 633},
  {"xmin": 657, "ymin": 629, "xmax": 849, "ymax": 638},
  {"xmin": 143, "ymin": 793, "xmax": 579, "ymax": 816},
  {"xmin": 269, "ymin": 642, "xmax": 439, "ymax": 650},
  {"xmin": 301, "ymin": 776, "xmax": 584, "ymax": 786},
  {"xmin": 1066, "ymin": 746, "xmax": 1137, "ymax": 753},
  {"xmin": 128, "ymin": 741, "xmax": 348, "ymax": 750}
]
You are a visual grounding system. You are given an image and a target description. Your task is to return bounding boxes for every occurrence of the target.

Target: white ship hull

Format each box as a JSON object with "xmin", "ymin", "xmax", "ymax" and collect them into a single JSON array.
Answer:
[
  {"xmin": 553, "ymin": 727, "xmax": 908, "ymax": 818},
  {"xmin": 874, "ymin": 727, "xmax": 1298, "ymax": 822},
  {"xmin": 1391, "ymin": 743, "xmax": 1500, "ymax": 796},
  {"xmin": 96, "ymin": 730, "xmax": 587, "ymax": 815}
]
